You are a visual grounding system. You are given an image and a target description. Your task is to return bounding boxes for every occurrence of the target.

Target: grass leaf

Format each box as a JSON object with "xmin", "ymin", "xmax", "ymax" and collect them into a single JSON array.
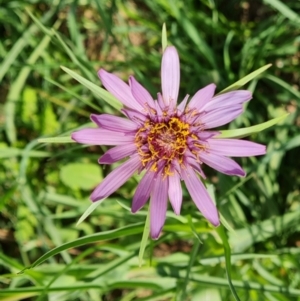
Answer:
[
  {"xmin": 38, "ymin": 137, "xmax": 74, "ymax": 143},
  {"xmin": 219, "ymin": 64, "xmax": 272, "ymax": 93},
  {"xmin": 218, "ymin": 114, "xmax": 289, "ymax": 138},
  {"xmin": 138, "ymin": 208, "xmax": 150, "ymax": 266},
  {"xmin": 162, "ymin": 23, "xmax": 168, "ymax": 51},
  {"xmin": 61, "ymin": 66, "xmax": 123, "ymax": 110}
]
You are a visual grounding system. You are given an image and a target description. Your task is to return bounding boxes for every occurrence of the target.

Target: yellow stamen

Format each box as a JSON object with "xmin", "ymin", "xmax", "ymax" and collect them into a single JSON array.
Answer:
[{"xmin": 135, "ymin": 117, "xmax": 191, "ymax": 174}]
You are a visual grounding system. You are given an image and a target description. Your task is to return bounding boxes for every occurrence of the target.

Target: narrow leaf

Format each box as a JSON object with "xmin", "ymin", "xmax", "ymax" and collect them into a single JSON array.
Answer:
[
  {"xmin": 76, "ymin": 200, "xmax": 105, "ymax": 226},
  {"xmin": 263, "ymin": 0, "xmax": 300, "ymax": 23},
  {"xmin": 187, "ymin": 215, "xmax": 203, "ymax": 243},
  {"xmin": 45, "ymin": 77, "xmax": 102, "ymax": 112},
  {"xmin": 21, "ymin": 223, "xmax": 144, "ymax": 271},
  {"xmin": 265, "ymin": 74, "xmax": 300, "ymax": 99},
  {"xmin": 219, "ymin": 64, "xmax": 272, "ymax": 94},
  {"xmin": 162, "ymin": 23, "xmax": 167, "ymax": 51},
  {"xmin": 220, "ymin": 214, "xmax": 236, "ymax": 234},
  {"xmin": 38, "ymin": 137, "xmax": 74, "ymax": 143},
  {"xmin": 61, "ymin": 66, "xmax": 123, "ymax": 110},
  {"xmin": 216, "ymin": 225, "xmax": 241, "ymax": 301},
  {"xmin": 180, "ymin": 238, "xmax": 201, "ymax": 301},
  {"xmin": 138, "ymin": 207, "xmax": 150, "ymax": 266},
  {"xmin": 208, "ymin": 184, "xmax": 240, "ymax": 300},
  {"xmin": 218, "ymin": 114, "xmax": 289, "ymax": 138}
]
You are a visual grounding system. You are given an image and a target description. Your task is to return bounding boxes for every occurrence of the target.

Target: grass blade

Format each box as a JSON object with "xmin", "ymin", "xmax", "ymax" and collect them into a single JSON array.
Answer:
[
  {"xmin": 61, "ymin": 66, "xmax": 123, "ymax": 110},
  {"xmin": 38, "ymin": 137, "xmax": 74, "ymax": 143},
  {"xmin": 263, "ymin": 0, "xmax": 300, "ymax": 22},
  {"xmin": 162, "ymin": 23, "xmax": 167, "ymax": 51},
  {"xmin": 216, "ymin": 225, "xmax": 241, "ymax": 301},
  {"xmin": 76, "ymin": 200, "xmax": 106, "ymax": 226},
  {"xmin": 138, "ymin": 207, "xmax": 151, "ymax": 266},
  {"xmin": 218, "ymin": 113, "xmax": 289, "ymax": 138},
  {"xmin": 21, "ymin": 223, "xmax": 144, "ymax": 270},
  {"xmin": 219, "ymin": 64, "xmax": 272, "ymax": 93}
]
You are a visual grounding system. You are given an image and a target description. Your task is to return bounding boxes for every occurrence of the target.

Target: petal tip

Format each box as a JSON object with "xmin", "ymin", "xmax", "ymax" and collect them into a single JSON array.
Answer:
[
  {"xmin": 203, "ymin": 207, "xmax": 220, "ymax": 227},
  {"xmin": 212, "ymin": 220, "xmax": 220, "ymax": 227},
  {"xmin": 164, "ymin": 45, "xmax": 178, "ymax": 55},
  {"xmin": 131, "ymin": 207, "xmax": 138, "ymax": 214},
  {"xmin": 71, "ymin": 131, "xmax": 80, "ymax": 142},
  {"xmin": 150, "ymin": 223, "xmax": 164, "ymax": 240},
  {"xmin": 206, "ymin": 212, "xmax": 220, "ymax": 227},
  {"xmin": 174, "ymin": 209, "xmax": 181, "ymax": 215},
  {"xmin": 90, "ymin": 114, "xmax": 99, "ymax": 124},
  {"xmin": 98, "ymin": 157, "xmax": 105, "ymax": 164},
  {"xmin": 128, "ymin": 76, "xmax": 134, "ymax": 87},
  {"xmin": 98, "ymin": 68, "xmax": 106, "ymax": 76},
  {"xmin": 238, "ymin": 170, "xmax": 247, "ymax": 177},
  {"xmin": 150, "ymin": 232, "xmax": 161, "ymax": 240},
  {"xmin": 90, "ymin": 194, "xmax": 99, "ymax": 202},
  {"xmin": 207, "ymin": 83, "xmax": 217, "ymax": 90}
]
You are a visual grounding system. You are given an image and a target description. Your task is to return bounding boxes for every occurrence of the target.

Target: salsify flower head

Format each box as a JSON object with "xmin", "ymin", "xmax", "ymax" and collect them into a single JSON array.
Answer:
[{"xmin": 72, "ymin": 46, "xmax": 266, "ymax": 239}]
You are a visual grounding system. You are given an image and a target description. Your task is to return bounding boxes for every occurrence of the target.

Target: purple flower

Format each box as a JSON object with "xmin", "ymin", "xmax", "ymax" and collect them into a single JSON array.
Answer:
[{"xmin": 72, "ymin": 46, "xmax": 266, "ymax": 239}]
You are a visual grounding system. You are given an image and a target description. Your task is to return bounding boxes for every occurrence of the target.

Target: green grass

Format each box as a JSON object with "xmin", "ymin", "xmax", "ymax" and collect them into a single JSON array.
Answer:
[{"xmin": 0, "ymin": 0, "xmax": 299, "ymax": 300}]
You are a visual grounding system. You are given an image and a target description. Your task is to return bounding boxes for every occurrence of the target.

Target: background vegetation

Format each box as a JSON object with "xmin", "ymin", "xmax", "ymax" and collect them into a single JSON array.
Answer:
[{"xmin": 0, "ymin": 0, "xmax": 299, "ymax": 300}]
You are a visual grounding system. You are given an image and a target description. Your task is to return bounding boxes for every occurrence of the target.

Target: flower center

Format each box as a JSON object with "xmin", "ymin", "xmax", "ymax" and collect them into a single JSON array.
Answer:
[{"xmin": 135, "ymin": 117, "xmax": 190, "ymax": 173}]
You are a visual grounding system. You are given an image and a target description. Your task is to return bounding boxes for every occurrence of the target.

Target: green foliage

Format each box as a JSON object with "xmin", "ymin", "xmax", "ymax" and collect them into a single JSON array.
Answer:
[
  {"xmin": 1, "ymin": 0, "xmax": 300, "ymax": 300},
  {"xmin": 60, "ymin": 162, "xmax": 103, "ymax": 190}
]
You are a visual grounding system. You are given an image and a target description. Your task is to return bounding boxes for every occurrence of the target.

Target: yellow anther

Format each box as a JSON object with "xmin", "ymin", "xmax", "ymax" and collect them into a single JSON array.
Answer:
[{"xmin": 135, "ymin": 117, "xmax": 191, "ymax": 169}]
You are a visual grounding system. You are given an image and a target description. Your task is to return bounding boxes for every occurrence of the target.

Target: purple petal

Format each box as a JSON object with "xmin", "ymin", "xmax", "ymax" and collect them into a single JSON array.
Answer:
[
  {"xmin": 196, "ymin": 131, "xmax": 219, "ymax": 140},
  {"xmin": 184, "ymin": 154, "xmax": 206, "ymax": 179},
  {"xmin": 90, "ymin": 154, "xmax": 142, "ymax": 201},
  {"xmin": 121, "ymin": 108, "xmax": 147, "ymax": 124},
  {"xmin": 129, "ymin": 76, "xmax": 155, "ymax": 108},
  {"xmin": 177, "ymin": 94, "xmax": 189, "ymax": 113},
  {"xmin": 187, "ymin": 84, "xmax": 216, "ymax": 111},
  {"xmin": 131, "ymin": 169, "xmax": 157, "ymax": 213},
  {"xmin": 150, "ymin": 173, "xmax": 168, "ymax": 239},
  {"xmin": 71, "ymin": 128, "xmax": 134, "ymax": 145},
  {"xmin": 91, "ymin": 114, "xmax": 138, "ymax": 132},
  {"xmin": 99, "ymin": 143, "xmax": 137, "ymax": 164},
  {"xmin": 170, "ymin": 159, "xmax": 182, "ymax": 175},
  {"xmin": 98, "ymin": 69, "xmax": 143, "ymax": 111},
  {"xmin": 208, "ymin": 139, "xmax": 266, "ymax": 157},
  {"xmin": 182, "ymin": 166, "xmax": 219, "ymax": 226},
  {"xmin": 154, "ymin": 99, "xmax": 163, "ymax": 122},
  {"xmin": 161, "ymin": 46, "xmax": 180, "ymax": 106},
  {"xmin": 157, "ymin": 92, "xmax": 166, "ymax": 111},
  {"xmin": 168, "ymin": 172, "xmax": 182, "ymax": 215},
  {"xmin": 201, "ymin": 105, "xmax": 243, "ymax": 129},
  {"xmin": 199, "ymin": 151, "xmax": 246, "ymax": 177},
  {"xmin": 203, "ymin": 90, "xmax": 252, "ymax": 112}
]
